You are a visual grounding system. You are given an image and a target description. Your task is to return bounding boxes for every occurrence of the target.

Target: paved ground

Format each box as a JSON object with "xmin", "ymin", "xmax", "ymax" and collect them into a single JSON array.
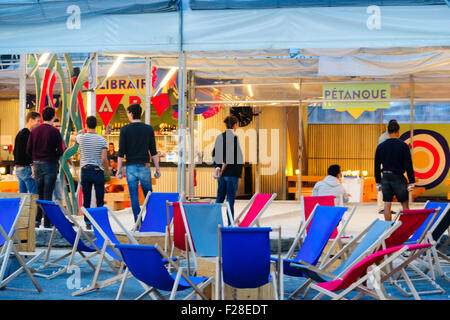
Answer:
[{"xmin": 3, "ymin": 200, "xmax": 449, "ymax": 301}]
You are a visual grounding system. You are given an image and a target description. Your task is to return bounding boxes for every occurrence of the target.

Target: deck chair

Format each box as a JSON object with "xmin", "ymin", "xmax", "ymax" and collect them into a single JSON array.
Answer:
[
  {"xmin": 233, "ymin": 193, "xmax": 276, "ymax": 227},
  {"xmin": 289, "ymin": 218, "xmax": 401, "ymax": 299},
  {"xmin": 34, "ymin": 200, "xmax": 117, "ymax": 280},
  {"xmin": 301, "ymin": 195, "xmax": 336, "ymax": 233},
  {"xmin": 309, "ymin": 243, "xmax": 432, "ymax": 300},
  {"xmin": 381, "ymin": 208, "xmax": 443, "ymax": 298},
  {"xmin": 73, "ymin": 206, "xmax": 139, "ymax": 296},
  {"xmin": 406, "ymin": 202, "xmax": 450, "ymax": 280},
  {"xmin": 115, "ymin": 243, "xmax": 213, "ymax": 300},
  {"xmin": 217, "ymin": 226, "xmax": 283, "ymax": 300},
  {"xmin": 0, "ymin": 197, "xmax": 43, "ymax": 292},
  {"xmin": 179, "ymin": 202, "xmax": 233, "ymax": 273},
  {"xmin": 129, "ymin": 192, "xmax": 179, "ymax": 253},
  {"xmin": 272, "ymin": 205, "xmax": 355, "ymax": 298}
]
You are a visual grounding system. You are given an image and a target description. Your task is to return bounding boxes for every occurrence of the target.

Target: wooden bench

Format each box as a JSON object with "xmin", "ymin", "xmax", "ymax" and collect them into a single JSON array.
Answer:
[
  {"xmin": 104, "ymin": 177, "xmax": 156, "ymax": 211},
  {"xmin": 287, "ymin": 175, "xmax": 324, "ymax": 200}
]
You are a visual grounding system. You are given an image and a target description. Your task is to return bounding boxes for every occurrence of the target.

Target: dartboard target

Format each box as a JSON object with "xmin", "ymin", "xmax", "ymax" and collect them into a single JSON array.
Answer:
[{"xmin": 400, "ymin": 129, "xmax": 450, "ymax": 189}]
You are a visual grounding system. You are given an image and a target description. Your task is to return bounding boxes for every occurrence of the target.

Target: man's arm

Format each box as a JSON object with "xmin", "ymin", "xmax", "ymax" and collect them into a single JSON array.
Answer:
[
  {"xmin": 116, "ymin": 127, "xmax": 126, "ymax": 178},
  {"xmin": 374, "ymin": 145, "xmax": 382, "ymax": 184},
  {"xmin": 148, "ymin": 128, "xmax": 161, "ymax": 178},
  {"xmin": 404, "ymin": 144, "xmax": 415, "ymax": 184},
  {"xmin": 101, "ymin": 149, "xmax": 110, "ymax": 175}
]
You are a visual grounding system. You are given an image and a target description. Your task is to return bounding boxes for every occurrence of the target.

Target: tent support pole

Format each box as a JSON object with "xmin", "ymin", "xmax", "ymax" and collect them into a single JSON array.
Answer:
[
  {"xmin": 282, "ymin": 106, "xmax": 287, "ymax": 200},
  {"xmin": 409, "ymin": 75, "xmax": 415, "ymax": 204},
  {"xmin": 188, "ymin": 71, "xmax": 195, "ymax": 199},
  {"xmin": 87, "ymin": 53, "xmax": 97, "ymax": 116},
  {"xmin": 297, "ymin": 80, "xmax": 303, "ymax": 201},
  {"xmin": 19, "ymin": 54, "xmax": 27, "ymax": 129},
  {"xmin": 255, "ymin": 106, "xmax": 260, "ymax": 194},
  {"xmin": 145, "ymin": 57, "xmax": 152, "ymax": 125}
]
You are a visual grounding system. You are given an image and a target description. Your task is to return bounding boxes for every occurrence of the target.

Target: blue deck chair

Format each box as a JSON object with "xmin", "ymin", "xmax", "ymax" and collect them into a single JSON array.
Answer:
[
  {"xmin": 133, "ymin": 192, "xmax": 179, "ymax": 233},
  {"xmin": 179, "ymin": 202, "xmax": 233, "ymax": 273},
  {"xmin": 34, "ymin": 200, "xmax": 116, "ymax": 279},
  {"xmin": 271, "ymin": 205, "xmax": 354, "ymax": 299},
  {"xmin": 116, "ymin": 243, "xmax": 212, "ymax": 300},
  {"xmin": 218, "ymin": 226, "xmax": 282, "ymax": 300},
  {"xmin": 0, "ymin": 196, "xmax": 43, "ymax": 292},
  {"xmin": 289, "ymin": 219, "xmax": 400, "ymax": 299},
  {"xmin": 73, "ymin": 206, "xmax": 139, "ymax": 296}
]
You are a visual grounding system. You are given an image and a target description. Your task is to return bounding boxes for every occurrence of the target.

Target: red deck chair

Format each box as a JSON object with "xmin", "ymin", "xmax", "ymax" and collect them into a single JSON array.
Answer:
[
  {"xmin": 234, "ymin": 193, "xmax": 276, "ymax": 227},
  {"xmin": 302, "ymin": 196, "xmax": 338, "ymax": 238},
  {"xmin": 384, "ymin": 209, "xmax": 438, "ymax": 249},
  {"xmin": 310, "ymin": 243, "xmax": 432, "ymax": 300}
]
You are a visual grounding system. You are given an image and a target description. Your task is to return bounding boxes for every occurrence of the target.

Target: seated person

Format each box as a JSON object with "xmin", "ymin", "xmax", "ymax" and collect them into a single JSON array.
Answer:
[
  {"xmin": 110, "ymin": 156, "xmax": 118, "ymax": 176},
  {"xmin": 312, "ymin": 164, "xmax": 350, "ymax": 205}
]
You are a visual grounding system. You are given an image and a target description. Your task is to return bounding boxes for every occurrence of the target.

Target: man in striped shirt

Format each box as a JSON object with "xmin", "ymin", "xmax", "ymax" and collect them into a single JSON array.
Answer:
[{"xmin": 72, "ymin": 116, "xmax": 110, "ymax": 229}]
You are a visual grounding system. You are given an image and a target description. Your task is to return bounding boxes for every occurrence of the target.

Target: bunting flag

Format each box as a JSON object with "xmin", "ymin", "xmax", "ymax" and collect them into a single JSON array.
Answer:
[
  {"xmin": 96, "ymin": 94, "xmax": 124, "ymax": 127},
  {"xmin": 151, "ymin": 67, "xmax": 178, "ymax": 117}
]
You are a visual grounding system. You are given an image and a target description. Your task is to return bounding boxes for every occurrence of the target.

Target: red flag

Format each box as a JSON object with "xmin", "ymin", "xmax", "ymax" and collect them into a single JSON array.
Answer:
[{"xmin": 96, "ymin": 94, "xmax": 124, "ymax": 127}]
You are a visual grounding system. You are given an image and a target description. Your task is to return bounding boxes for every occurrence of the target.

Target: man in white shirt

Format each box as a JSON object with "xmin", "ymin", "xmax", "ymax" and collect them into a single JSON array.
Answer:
[{"xmin": 312, "ymin": 164, "xmax": 349, "ymax": 205}]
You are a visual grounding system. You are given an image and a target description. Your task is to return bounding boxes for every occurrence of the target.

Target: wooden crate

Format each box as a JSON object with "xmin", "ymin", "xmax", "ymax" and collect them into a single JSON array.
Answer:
[
  {"xmin": 104, "ymin": 193, "xmax": 130, "ymax": 211},
  {"xmin": 0, "ymin": 192, "xmax": 38, "ymax": 252},
  {"xmin": 197, "ymin": 257, "xmax": 275, "ymax": 300}
]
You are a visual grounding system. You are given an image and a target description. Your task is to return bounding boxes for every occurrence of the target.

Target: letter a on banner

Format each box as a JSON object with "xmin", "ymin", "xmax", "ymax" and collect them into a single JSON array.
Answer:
[{"xmin": 96, "ymin": 94, "xmax": 124, "ymax": 127}]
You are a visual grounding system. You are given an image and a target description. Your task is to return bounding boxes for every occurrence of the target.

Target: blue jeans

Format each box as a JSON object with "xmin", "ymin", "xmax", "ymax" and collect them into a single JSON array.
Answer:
[
  {"xmin": 126, "ymin": 165, "xmax": 152, "ymax": 222},
  {"xmin": 216, "ymin": 176, "xmax": 239, "ymax": 225},
  {"xmin": 34, "ymin": 161, "xmax": 59, "ymax": 227},
  {"xmin": 81, "ymin": 167, "xmax": 105, "ymax": 223},
  {"xmin": 16, "ymin": 165, "xmax": 37, "ymax": 194}
]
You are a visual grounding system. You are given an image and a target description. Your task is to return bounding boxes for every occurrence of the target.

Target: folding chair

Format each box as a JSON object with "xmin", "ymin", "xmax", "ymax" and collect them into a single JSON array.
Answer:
[
  {"xmin": 289, "ymin": 218, "xmax": 400, "ymax": 299},
  {"xmin": 115, "ymin": 243, "xmax": 213, "ymax": 300},
  {"xmin": 233, "ymin": 193, "xmax": 276, "ymax": 227},
  {"xmin": 34, "ymin": 200, "xmax": 117, "ymax": 279},
  {"xmin": 73, "ymin": 206, "xmax": 139, "ymax": 296},
  {"xmin": 179, "ymin": 202, "xmax": 233, "ymax": 273},
  {"xmin": 309, "ymin": 243, "xmax": 432, "ymax": 300},
  {"xmin": 129, "ymin": 192, "xmax": 179, "ymax": 252},
  {"xmin": 0, "ymin": 197, "xmax": 43, "ymax": 292},
  {"xmin": 217, "ymin": 226, "xmax": 283, "ymax": 300},
  {"xmin": 272, "ymin": 205, "xmax": 355, "ymax": 299},
  {"xmin": 381, "ymin": 208, "xmax": 444, "ymax": 298},
  {"xmin": 301, "ymin": 195, "xmax": 352, "ymax": 241}
]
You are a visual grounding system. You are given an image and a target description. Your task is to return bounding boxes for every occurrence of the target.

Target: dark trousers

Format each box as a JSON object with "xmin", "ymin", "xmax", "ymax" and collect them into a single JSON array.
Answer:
[
  {"xmin": 215, "ymin": 176, "xmax": 239, "ymax": 226},
  {"xmin": 34, "ymin": 161, "xmax": 59, "ymax": 227},
  {"xmin": 81, "ymin": 167, "xmax": 105, "ymax": 223}
]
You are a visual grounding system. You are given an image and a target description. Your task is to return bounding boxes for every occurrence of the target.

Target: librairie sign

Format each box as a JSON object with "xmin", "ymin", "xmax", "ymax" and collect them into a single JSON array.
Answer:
[{"xmin": 322, "ymin": 83, "xmax": 391, "ymax": 119}]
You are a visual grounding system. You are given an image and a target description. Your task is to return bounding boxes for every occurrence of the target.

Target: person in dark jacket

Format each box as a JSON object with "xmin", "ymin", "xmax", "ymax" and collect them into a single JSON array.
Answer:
[
  {"xmin": 27, "ymin": 107, "xmax": 64, "ymax": 228},
  {"xmin": 212, "ymin": 115, "xmax": 244, "ymax": 225},
  {"xmin": 375, "ymin": 120, "xmax": 415, "ymax": 221},
  {"xmin": 13, "ymin": 111, "xmax": 41, "ymax": 194}
]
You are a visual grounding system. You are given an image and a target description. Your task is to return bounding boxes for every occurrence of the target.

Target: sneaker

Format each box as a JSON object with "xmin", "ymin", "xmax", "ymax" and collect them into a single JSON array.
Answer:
[
  {"xmin": 35, "ymin": 221, "xmax": 40, "ymax": 228},
  {"xmin": 378, "ymin": 210, "xmax": 384, "ymax": 215}
]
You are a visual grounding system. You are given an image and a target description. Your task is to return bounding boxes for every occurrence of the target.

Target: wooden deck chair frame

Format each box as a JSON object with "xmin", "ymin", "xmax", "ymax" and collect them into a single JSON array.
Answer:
[
  {"xmin": 389, "ymin": 205, "xmax": 449, "ymax": 297},
  {"xmin": 73, "ymin": 206, "xmax": 142, "ymax": 296},
  {"xmin": 382, "ymin": 208, "xmax": 444, "ymax": 298},
  {"xmin": 0, "ymin": 195, "xmax": 44, "ymax": 292},
  {"xmin": 289, "ymin": 219, "xmax": 402, "ymax": 299},
  {"xmin": 309, "ymin": 246, "xmax": 410, "ymax": 300},
  {"xmin": 419, "ymin": 202, "xmax": 450, "ymax": 280},
  {"xmin": 33, "ymin": 200, "xmax": 117, "ymax": 280},
  {"xmin": 178, "ymin": 201, "xmax": 234, "ymax": 273},
  {"xmin": 233, "ymin": 193, "xmax": 277, "ymax": 227},
  {"xmin": 216, "ymin": 225, "xmax": 284, "ymax": 300}
]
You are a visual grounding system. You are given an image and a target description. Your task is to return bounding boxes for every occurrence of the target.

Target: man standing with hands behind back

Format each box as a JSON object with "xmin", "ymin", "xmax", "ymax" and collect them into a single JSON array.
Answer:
[
  {"xmin": 375, "ymin": 120, "xmax": 415, "ymax": 221},
  {"xmin": 115, "ymin": 103, "xmax": 161, "ymax": 222}
]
